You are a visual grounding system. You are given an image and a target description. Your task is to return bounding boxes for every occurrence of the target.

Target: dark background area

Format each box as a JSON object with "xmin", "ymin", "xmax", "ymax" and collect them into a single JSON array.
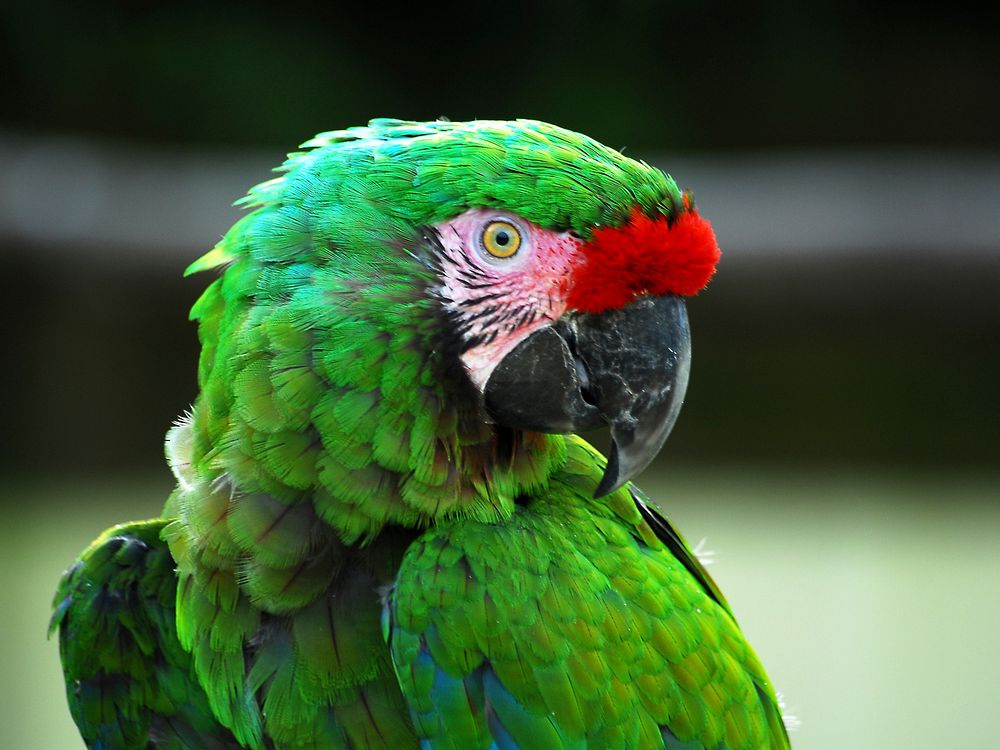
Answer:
[
  {"xmin": 5, "ymin": 2, "xmax": 1000, "ymax": 151},
  {"xmin": 2, "ymin": 3, "xmax": 998, "ymax": 748}
]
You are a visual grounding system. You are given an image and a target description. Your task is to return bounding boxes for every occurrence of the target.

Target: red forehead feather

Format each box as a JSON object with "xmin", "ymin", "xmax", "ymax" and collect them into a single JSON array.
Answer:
[{"xmin": 566, "ymin": 208, "xmax": 721, "ymax": 314}]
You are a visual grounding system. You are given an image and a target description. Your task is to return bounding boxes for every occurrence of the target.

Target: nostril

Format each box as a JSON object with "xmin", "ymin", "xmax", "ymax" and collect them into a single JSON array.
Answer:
[
  {"xmin": 556, "ymin": 318, "xmax": 598, "ymax": 408},
  {"xmin": 574, "ymin": 356, "xmax": 597, "ymax": 406}
]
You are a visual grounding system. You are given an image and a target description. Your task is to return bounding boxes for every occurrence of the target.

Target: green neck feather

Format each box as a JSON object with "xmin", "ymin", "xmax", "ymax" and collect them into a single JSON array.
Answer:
[{"xmin": 181, "ymin": 247, "xmax": 565, "ymax": 544}]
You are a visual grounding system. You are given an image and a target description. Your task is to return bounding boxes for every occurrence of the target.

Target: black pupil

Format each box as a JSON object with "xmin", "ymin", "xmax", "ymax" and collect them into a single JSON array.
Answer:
[{"xmin": 495, "ymin": 230, "xmax": 510, "ymax": 246}]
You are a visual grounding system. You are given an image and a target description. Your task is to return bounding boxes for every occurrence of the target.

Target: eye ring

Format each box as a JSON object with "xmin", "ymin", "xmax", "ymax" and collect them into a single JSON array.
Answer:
[{"xmin": 481, "ymin": 220, "xmax": 522, "ymax": 259}]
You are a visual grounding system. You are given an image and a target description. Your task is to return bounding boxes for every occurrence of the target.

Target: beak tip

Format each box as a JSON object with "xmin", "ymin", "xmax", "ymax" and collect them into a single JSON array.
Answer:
[
  {"xmin": 593, "ymin": 478, "xmax": 624, "ymax": 499},
  {"xmin": 593, "ymin": 442, "xmax": 624, "ymax": 498}
]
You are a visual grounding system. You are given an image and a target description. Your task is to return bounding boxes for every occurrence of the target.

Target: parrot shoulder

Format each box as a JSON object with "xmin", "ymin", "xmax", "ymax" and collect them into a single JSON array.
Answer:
[
  {"xmin": 385, "ymin": 438, "xmax": 790, "ymax": 749},
  {"xmin": 51, "ymin": 518, "xmax": 240, "ymax": 749}
]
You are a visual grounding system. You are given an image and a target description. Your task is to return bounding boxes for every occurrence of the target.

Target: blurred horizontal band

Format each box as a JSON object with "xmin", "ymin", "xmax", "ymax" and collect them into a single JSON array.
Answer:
[{"xmin": 2, "ymin": 130, "xmax": 999, "ymax": 262}]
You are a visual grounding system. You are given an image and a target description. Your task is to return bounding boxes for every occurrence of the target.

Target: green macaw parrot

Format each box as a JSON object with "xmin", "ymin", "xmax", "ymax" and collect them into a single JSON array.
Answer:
[{"xmin": 51, "ymin": 118, "xmax": 790, "ymax": 750}]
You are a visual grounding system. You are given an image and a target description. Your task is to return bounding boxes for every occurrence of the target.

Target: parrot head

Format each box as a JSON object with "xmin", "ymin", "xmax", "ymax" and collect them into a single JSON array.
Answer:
[
  {"xmin": 182, "ymin": 119, "xmax": 719, "ymax": 539},
  {"xmin": 432, "ymin": 196, "xmax": 717, "ymax": 496}
]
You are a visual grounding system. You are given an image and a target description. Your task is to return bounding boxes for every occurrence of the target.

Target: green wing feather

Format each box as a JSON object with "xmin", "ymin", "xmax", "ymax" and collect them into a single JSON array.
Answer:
[
  {"xmin": 54, "ymin": 511, "xmax": 421, "ymax": 750},
  {"xmin": 50, "ymin": 519, "xmax": 242, "ymax": 750},
  {"xmin": 386, "ymin": 438, "xmax": 791, "ymax": 750},
  {"xmin": 628, "ymin": 484, "xmax": 733, "ymax": 617},
  {"xmin": 164, "ymin": 485, "xmax": 421, "ymax": 750}
]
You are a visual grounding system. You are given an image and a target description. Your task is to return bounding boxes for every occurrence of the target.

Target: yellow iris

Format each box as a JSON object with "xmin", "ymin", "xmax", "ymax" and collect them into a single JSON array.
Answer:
[{"xmin": 481, "ymin": 220, "xmax": 522, "ymax": 258}]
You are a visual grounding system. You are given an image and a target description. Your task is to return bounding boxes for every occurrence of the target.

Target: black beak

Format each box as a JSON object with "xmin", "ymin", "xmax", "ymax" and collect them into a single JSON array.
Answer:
[{"xmin": 483, "ymin": 295, "xmax": 691, "ymax": 496}]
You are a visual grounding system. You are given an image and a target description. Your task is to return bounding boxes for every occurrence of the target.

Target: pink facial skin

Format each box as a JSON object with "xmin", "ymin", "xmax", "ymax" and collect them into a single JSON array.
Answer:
[{"xmin": 433, "ymin": 208, "xmax": 583, "ymax": 391}]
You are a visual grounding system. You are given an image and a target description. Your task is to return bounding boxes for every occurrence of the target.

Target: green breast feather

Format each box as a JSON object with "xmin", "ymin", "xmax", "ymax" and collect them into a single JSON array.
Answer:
[{"xmin": 52, "ymin": 118, "xmax": 790, "ymax": 750}]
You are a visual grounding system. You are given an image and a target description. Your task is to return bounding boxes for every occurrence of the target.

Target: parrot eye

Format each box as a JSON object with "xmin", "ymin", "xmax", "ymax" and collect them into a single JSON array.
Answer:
[{"xmin": 480, "ymin": 220, "xmax": 522, "ymax": 259}]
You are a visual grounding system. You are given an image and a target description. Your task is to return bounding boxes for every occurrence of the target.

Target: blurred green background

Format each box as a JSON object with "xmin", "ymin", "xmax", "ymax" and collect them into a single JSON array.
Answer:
[{"xmin": 2, "ymin": 2, "xmax": 998, "ymax": 748}]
